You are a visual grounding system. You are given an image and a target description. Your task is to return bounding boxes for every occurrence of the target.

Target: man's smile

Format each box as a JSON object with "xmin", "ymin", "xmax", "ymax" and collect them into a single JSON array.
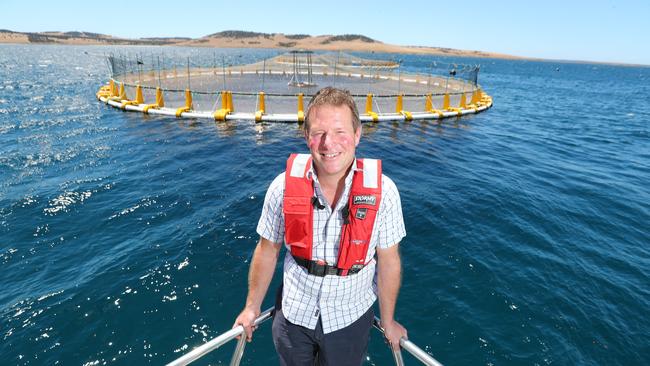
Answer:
[{"xmin": 321, "ymin": 152, "xmax": 341, "ymax": 159}]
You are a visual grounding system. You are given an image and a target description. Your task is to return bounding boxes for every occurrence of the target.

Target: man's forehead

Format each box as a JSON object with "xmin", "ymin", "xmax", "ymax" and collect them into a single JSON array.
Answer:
[{"xmin": 309, "ymin": 104, "xmax": 354, "ymax": 126}]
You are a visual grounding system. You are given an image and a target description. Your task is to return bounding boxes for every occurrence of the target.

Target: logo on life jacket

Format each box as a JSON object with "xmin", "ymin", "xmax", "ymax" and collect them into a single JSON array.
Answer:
[{"xmin": 353, "ymin": 195, "xmax": 377, "ymax": 206}]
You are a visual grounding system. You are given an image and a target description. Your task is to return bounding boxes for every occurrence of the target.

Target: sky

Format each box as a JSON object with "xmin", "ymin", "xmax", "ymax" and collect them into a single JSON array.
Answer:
[{"xmin": 2, "ymin": 0, "xmax": 649, "ymax": 65}]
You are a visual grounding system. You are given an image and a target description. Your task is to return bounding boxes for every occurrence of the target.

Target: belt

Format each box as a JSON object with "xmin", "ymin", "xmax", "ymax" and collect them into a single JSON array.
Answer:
[{"xmin": 292, "ymin": 255, "xmax": 364, "ymax": 277}]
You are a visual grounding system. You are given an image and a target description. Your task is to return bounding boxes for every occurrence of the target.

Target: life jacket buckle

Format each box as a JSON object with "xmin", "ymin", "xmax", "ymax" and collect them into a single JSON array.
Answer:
[
  {"xmin": 348, "ymin": 264, "xmax": 364, "ymax": 274},
  {"xmin": 309, "ymin": 260, "xmax": 327, "ymax": 277}
]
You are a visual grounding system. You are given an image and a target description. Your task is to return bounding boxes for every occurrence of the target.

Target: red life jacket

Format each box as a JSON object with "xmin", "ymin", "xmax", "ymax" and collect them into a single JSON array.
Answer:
[{"xmin": 283, "ymin": 153, "xmax": 382, "ymax": 276}]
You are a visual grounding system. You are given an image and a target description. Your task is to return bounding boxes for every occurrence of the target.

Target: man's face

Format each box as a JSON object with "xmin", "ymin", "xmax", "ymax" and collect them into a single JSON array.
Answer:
[{"xmin": 305, "ymin": 104, "xmax": 361, "ymax": 181}]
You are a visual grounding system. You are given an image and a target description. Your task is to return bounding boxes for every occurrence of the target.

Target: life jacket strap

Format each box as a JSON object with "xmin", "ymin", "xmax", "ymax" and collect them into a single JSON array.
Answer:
[{"xmin": 292, "ymin": 255, "xmax": 364, "ymax": 277}]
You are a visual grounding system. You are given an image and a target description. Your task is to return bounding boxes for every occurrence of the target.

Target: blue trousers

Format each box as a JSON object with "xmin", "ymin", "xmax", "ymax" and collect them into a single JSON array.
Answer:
[{"xmin": 272, "ymin": 306, "xmax": 374, "ymax": 366}]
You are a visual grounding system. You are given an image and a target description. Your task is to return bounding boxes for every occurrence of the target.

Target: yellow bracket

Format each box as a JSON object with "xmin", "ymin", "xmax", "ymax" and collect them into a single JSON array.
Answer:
[
  {"xmin": 214, "ymin": 108, "xmax": 230, "ymax": 121},
  {"xmin": 183, "ymin": 89, "xmax": 193, "ymax": 110},
  {"xmin": 227, "ymin": 91, "xmax": 234, "ymax": 112},
  {"xmin": 143, "ymin": 104, "xmax": 159, "ymax": 113},
  {"xmin": 255, "ymin": 110, "xmax": 264, "ymax": 122},
  {"xmin": 443, "ymin": 93, "xmax": 450, "ymax": 110},
  {"xmin": 118, "ymin": 82, "xmax": 127, "ymax": 100},
  {"xmin": 255, "ymin": 92, "xmax": 265, "ymax": 122},
  {"xmin": 135, "ymin": 85, "xmax": 144, "ymax": 104},
  {"xmin": 111, "ymin": 80, "xmax": 119, "ymax": 97},
  {"xmin": 447, "ymin": 107, "xmax": 463, "ymax": 116},
  {"xmin": 96, "ymin": 84, "xmax": 112, "ymax": 99},
  {"xmin": 214, "ymin": 91, "xmax": 232, "ymax": 121},
  {"xmin": 425, "ymin": 94, "xmax": 433, "ymax": 111},
  {"xmin": 428, "ymin": 109, "xmax": 445, "ymax": 119},
  {"xmin": 118, "ymin": 86, "xmax": 144, "ymax": 109},
  {"xmin": 425, "ymin": 94, "xmax": 448, "ymax": 118},
  {"xmin": 175, "ymin": 106, "xmax": 191, "ymax": 117},
  {"xmin": 155, "ymin": 87, "xmax": 165, "ymax": 108},
  {"xmin": 470, "ymin": 90, "xmax": 480, "ymax": 105},
  {"xmin": 400, "ymin": 110, "xmax": 413, "ymax": 121},
  {"xmin": 297, "ymin": 93, "xmax": 304, "ymax": 123},
  {"xmin": 365, "ymin": 94, "xmax": 378, "ymax": 122}
]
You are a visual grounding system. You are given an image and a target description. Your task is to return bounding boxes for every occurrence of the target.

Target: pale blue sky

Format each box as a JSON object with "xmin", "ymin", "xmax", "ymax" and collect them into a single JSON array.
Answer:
[{"xmin": 3, "ymin": 0, "xmax": 649, "ymax": 65}]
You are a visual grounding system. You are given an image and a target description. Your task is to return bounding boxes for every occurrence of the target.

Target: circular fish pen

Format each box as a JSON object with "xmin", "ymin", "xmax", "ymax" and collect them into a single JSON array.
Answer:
[{"xmin": 96, "ymin": 50, "xmax": 492, "ymax": 122}]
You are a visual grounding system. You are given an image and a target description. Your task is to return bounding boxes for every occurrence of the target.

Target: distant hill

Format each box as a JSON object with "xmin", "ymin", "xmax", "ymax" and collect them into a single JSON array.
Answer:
[
  {"xmin": 0, "ymin": 29, "xmax": 520, "ymax": 60},
  {"xmin": 0, "ymin": 30, "xmax": 189, "ymax": 46}
]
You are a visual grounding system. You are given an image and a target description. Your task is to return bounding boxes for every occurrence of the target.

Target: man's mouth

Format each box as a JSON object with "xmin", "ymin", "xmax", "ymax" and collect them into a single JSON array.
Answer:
[{"xmin": 321, "ymin": 152, "xmax": 340, "ymax": 159}]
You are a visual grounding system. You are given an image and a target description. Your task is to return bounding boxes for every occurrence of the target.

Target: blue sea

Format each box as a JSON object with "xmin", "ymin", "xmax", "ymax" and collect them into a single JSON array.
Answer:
[{"xmin": 1, "ymin": 44, "xmax": 648, "ymax": 365}]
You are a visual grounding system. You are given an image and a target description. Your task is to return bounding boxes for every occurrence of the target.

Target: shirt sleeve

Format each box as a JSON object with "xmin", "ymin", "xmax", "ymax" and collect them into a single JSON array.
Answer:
[
  {"xmin": 375, "ymin": 175, "xmax": 406, "ymax": 249},
  {"xmin": 256, "ymin": 173, "xmax": 286, "ymax": 245}
]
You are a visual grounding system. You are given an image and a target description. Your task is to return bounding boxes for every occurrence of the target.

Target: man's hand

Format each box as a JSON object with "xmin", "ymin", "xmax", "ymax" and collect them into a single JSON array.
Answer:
[
  {"xmin": 381, "ymin": 319, "xmax": 407, "ymax": 351},
  {"xmin": 232, "ymin": 237, "xmax": 281, "ymax": 342},
  {"xmin": 233, "ymin": 307, "xmax": 260, "ymax": 342}
]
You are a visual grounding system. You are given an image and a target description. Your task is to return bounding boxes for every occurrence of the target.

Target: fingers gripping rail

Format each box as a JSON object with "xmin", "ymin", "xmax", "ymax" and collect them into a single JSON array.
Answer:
[
  {"xmin": 373, "ymin": 317, "xmax": 444, "ymax": 366},
  {"xmin": 166, "ymin": 307, "xmax": 444, "ymax": 366}
]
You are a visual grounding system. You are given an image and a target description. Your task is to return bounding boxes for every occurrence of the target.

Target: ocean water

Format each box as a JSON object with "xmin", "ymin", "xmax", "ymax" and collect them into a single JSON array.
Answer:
[{"xmin": 0, "ymin": 44, "xmax": 648, "ymax": 366}]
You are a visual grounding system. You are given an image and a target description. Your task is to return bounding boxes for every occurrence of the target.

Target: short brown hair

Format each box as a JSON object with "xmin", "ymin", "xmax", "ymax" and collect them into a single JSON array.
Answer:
[{"xmin": 304, "ymin": 87, "xmax": 360, "ymax": 132}]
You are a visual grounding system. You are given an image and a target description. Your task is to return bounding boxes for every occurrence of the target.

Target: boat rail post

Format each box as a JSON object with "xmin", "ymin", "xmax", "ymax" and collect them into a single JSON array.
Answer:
[
  {"xmin": 229, "ymin": 334, "xmax": 247, "ymax": 366},
  {"xmin": 374, "ymin": 317, "xmax": 405, "ymax": 366},
  {"xmin": 373, "ymin": 317, "xmax": 444, "ymax": 366},
  {"xmin": 166, "ymin": 307, "xmax": 274, "ymax": 366},
  {"xmin": 391, "ymin": 345, "xmax": 406, "ymax": 366},
  {"xmin": 168, "ymin": 306, "xmax": 443, "ymax": 366}
]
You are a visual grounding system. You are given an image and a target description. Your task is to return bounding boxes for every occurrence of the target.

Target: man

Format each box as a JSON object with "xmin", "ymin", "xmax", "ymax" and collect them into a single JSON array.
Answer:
[{"xmin": 234, "ymin": 87, "xmax": 407, "ymax": 366}]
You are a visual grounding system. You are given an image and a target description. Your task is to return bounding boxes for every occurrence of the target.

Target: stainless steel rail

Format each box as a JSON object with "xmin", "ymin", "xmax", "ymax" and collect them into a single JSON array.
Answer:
[
  {"xmin": 166, "ymin": 307, "xmax": 443, "ymax": 366},
  {"xmin": 166, "ymin": 308, "xmax": 274, "ymax": 366},
  {"xmin": 372, "ymin": 317, "xmax": 443, "ymax": 366}
]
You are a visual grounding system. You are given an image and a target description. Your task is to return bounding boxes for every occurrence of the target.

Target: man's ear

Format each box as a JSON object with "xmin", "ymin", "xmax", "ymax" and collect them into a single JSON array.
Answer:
[{"xmin": 355, "ymin": 125, "xmax": 362, "ymax": 146}]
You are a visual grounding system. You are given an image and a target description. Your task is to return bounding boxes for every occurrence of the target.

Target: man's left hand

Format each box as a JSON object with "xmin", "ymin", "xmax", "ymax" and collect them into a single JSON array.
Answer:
[{"xmin": 382, "ymin": 319, "xmax": 407, "ymax": 351}]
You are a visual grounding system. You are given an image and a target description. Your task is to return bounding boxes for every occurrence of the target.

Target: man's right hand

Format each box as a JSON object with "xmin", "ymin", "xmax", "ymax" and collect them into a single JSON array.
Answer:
[
  {"xmin": 233, "ymin": 307, "xmax": 260, "ymax": 342},
  {"xmin": 232, "ymin": 237, "xmax": 281, "ymax": 342}
]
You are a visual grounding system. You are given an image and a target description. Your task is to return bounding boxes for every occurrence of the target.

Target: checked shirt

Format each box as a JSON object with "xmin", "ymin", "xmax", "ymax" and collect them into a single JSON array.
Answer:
[{"xmin": 256, "ymin": 159, "xmax": 406, "ymax": 333}]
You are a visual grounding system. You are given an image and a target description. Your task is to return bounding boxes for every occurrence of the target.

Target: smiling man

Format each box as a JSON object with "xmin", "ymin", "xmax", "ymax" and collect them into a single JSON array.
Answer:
[{"xmin": 234, "ymin": 87, "xmax": 407, "ymax": 366}]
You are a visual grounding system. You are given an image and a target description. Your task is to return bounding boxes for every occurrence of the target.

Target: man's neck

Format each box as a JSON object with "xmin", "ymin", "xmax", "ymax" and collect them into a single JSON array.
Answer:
[{"xmin": 315, "ymin": 165, "xmax": 353, "ymax": 208}]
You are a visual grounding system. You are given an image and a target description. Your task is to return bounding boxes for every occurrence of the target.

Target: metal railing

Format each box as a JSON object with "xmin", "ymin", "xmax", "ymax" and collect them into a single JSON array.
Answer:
[{"xmin": 166, "ymin": 307, "xmax": 443, "ymax": 366}]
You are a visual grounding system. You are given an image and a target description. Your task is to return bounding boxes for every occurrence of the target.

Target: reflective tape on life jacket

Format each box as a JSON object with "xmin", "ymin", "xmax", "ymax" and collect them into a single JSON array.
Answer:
[{"xmin": 283, "ymin": 153, "xmax": 382, "ymax": 276}]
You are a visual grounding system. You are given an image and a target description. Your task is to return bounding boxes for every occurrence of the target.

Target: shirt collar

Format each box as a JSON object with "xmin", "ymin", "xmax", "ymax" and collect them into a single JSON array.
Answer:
[
  {"xmin": 307, "ymin": 157, "xmax": 359, "ymax": 182},
  {"xmin": 309, "ymin": 157, "xmax": 358, "ymax": 210}
]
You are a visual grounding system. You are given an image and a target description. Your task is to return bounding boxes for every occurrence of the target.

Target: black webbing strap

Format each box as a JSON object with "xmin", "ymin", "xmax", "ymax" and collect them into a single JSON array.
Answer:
[{"xmin": 292, "ymin": 255, "xmax": 364, "ymax": 277}]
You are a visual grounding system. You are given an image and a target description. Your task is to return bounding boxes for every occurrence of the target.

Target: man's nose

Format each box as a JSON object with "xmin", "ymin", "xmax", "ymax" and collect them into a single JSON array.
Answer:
[{"xmin": 320, "ymin": 132, "xmax": 333, "ymax": 147}]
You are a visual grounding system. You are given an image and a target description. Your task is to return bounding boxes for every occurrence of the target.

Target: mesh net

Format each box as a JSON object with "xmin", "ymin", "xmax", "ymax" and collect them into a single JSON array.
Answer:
[{"xmin": 104, "ymin": 50, "xmax": 485, "ymax": 119}]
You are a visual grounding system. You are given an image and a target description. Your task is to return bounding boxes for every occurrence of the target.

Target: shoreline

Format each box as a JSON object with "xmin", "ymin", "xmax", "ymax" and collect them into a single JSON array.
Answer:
[{"xmin": 1, "ymin": 30, "xmax": 646, "ymax": 67}]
